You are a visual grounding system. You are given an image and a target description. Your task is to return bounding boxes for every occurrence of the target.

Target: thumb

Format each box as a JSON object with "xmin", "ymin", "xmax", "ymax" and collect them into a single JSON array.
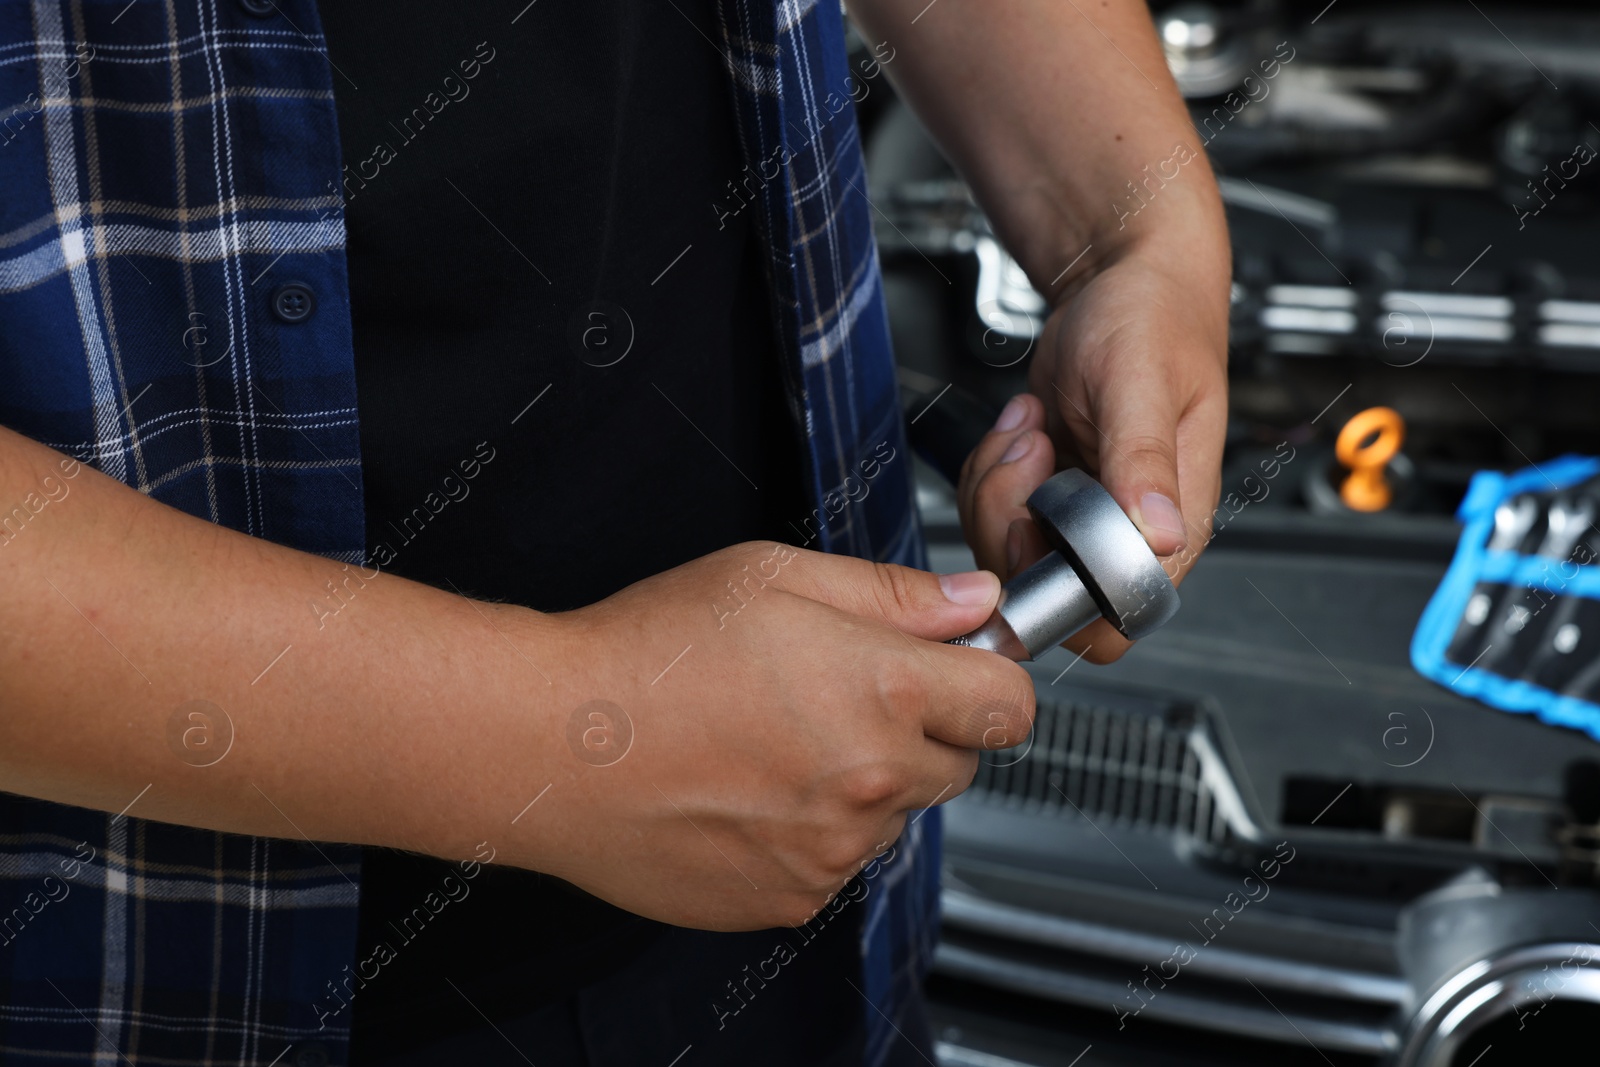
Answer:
[
  {"xmin": 781, "ymin": 552, "xmax": 1001, "ymax": 642},
  {"xmin": 1095, "ymin": 387, "xmax": 1189, "ymax": 556}
]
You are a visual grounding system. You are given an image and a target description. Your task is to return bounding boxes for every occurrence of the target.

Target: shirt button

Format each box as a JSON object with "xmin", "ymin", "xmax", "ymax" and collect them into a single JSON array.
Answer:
[
  {"xmin": 271, "ymin": 281, "xmax": 316, "ymax": 324},
  {"xmin": 237, "ymin": 0, "xmax": 277, "ymax": 16},
  {"xmin": 291, "ymin": 1043, "xmax": 330, "ymax": 1067}
]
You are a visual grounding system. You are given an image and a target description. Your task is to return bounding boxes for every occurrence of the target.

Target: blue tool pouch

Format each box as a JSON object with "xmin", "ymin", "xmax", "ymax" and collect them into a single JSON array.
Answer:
[{"xmin": 1412, "ymin": 455, "xmax": 1600, "ymax": 742}]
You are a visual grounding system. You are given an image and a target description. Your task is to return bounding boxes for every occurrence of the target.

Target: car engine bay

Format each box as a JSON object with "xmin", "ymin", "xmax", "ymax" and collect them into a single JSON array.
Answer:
[{"xmin": 861, "ymin": 2, "xmax": 1600, "ymax": 1064}]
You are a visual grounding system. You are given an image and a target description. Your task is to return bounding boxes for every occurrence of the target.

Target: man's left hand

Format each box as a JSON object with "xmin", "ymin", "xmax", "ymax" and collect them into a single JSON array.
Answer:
[{"xmin": 958, "ymin": 238, "xmax": 1228, "ymax": 663}]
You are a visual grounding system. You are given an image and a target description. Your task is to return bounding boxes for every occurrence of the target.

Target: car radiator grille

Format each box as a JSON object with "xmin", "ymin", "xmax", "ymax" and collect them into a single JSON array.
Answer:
[{"xmin": 968, "ymin": 699, "xmax": 1240, "ymax": 846}]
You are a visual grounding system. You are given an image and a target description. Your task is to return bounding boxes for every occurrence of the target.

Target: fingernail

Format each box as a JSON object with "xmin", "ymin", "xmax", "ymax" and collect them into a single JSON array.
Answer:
[
  {"xmin": 994, "ymin": 395, "xmax": 1027, "ymax": 432},
  {"xmin": 1000, "ymin": 430, "xmax": 1033, "ymax": 464},
  {"xmin": 1139, "ymin": 492, "xmax": 1187, "ymax": 545},
  {"xmin": 939, "ymin": 570, "xmax": 996, "ymax": 606}
]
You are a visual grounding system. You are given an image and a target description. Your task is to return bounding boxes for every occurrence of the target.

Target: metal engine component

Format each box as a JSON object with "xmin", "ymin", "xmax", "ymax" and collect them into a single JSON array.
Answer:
[
  {"xmin": 1392, "ymin": 877, "xmax": 1600, "ymax": 1066},
  {"xmin": 953, "ymin": 469, "xmax": 1181, "ymax": 660},
  {"xmin": 1159, "ymin": 2, "xmax": 1250, "ymax": 98}
]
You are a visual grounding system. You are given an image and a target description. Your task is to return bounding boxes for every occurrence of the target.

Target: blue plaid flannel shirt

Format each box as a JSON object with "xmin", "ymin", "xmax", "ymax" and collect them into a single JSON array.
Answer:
[{"xmin": 0, "ymin": 0, "xmax": 936, "ymax": 1064}]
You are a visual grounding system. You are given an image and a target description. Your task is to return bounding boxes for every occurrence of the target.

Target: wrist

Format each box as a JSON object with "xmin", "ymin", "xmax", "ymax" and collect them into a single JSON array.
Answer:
[
  {"xmin": 1054, "ymin": 180, "xmax": 1231, "ymax": 309},
  {"xmin": 382, "ymin": 596, "xmax": 577, "ymax": 874},
  {"xmin": 1016, "ymin": 140, "xmax": 1228, "ymax": 309}
]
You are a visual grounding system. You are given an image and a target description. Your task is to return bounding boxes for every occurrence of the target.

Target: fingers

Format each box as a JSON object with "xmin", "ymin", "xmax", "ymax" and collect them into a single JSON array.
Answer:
[
  {"xmin": 914, "ymin": 648, "xmax": 1035, "ymax": 751},
  {"xmin": 1054, "ymin": 385, "xmax": 1225, "ymax": 664},
  {"xmin": 756, "ymin": 540, "xmax": 1031, "ymax": 748},
  {"xmin": 1057, "ymin": 617, "xmax": 1132, "ymax": 664},
  {"xmin": 856, "ymin": 747, "xmax": 973, "ymax": 853},
  {"xmin": 1091, "ymin": 375, "xmax": 1190, "ymax": 558},
  {"xmin": 909, "ymin": 741, "xmax": 979, "ymax": 811},
  {"xmin": 775, "ymin": 546, "xmax": 1002, "ymax": 642},
  {"xmin": 957, "ymin": 394, "xmax": 1056, "ymax": 578},
  {"xmin": 1004, "ymin": 515, "xmax": 1053, "ymax": 579},
  {"xmin": 1166, "ymin": 385, "xmax": 1228, "ymax": 582}
]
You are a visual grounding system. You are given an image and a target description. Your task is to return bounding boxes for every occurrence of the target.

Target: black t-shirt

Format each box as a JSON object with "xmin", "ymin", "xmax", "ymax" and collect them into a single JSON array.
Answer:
[{"xmin": 317, "ymin": 1, "xmax": 833, "ymax": 1059}]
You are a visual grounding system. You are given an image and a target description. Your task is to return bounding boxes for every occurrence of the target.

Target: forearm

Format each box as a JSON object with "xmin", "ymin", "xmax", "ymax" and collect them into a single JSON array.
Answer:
[
  {"xmin": 849, "ymin": 0, "xmax": 1228, "ymax": 297},
  {"xmin": 0, "ymin": 424, "xmax": 563, "ymax": 866}
]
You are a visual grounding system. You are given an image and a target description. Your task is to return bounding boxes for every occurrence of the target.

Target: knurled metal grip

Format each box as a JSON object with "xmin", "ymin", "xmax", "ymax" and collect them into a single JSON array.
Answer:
[{"xmin": 953, "ymin": 469, "xmax": 1181, "ymax": 661}]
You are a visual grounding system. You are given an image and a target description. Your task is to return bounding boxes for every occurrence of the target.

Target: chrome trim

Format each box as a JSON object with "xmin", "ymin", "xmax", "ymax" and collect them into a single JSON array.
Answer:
[
  {"xmin": 1217, "ymin": 177, "xmax": 1338, "ymax": 230},
  {"xmin": 1393, "ymin": 941, "xmax": 1600, "ymax": 1067},
  {"xmin": 941, "ymin": 889, "xmax": 1408, "ymax": 1004},
  {"xmin": 1380, "ymin": 292, "xmax": 1513, "ymax": 318},
  {"xmin": 973, "ymin": 235, "xmax": 1045, "ymax": 342},
  {"xmin": 1379, "ymin": 314, "xmax": 1513, "ymax": 343},
  {"xmin": 1261, "ymin": 307, "xmax": 1357, "ymax": 333},
  {"xmin": 1266, "ymin": 284, "xmax": 1358, "ymax": 309},
  {"xmin": 1539, "ymin": 299, "xmax": 1600, "ymax": 324},
  {"xmin": 1539, "ymin": 323, "xmax": 1600, "ymax": 349},
  {"xmin": 935, "ymin": 1043, "xmax": 1044, "ymax": 1067},
  {"xmin": 935, "ymin": 941, "xmax": 1398, "ymax": 1056},
  {"xmin": 1188, "ymin": 726, "xmax": 1265, "ymax": 843}
]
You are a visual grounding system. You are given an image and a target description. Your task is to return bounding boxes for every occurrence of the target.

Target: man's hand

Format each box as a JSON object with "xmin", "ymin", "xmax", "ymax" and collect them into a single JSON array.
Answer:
[
  {"xmin": 535, "ymin": 543, "xmax": 1033, "ymax": 930},
  {"xmin": 0, "ymin": 430, "xmax": 1028, "ymax": 937},
  {"xmin": 960, "ymin": 236, "xmax": 1228, "ymax": 663},
  {"xmin": 850, "ymin": 0, "xmax": 1232, "ymax": 662}
]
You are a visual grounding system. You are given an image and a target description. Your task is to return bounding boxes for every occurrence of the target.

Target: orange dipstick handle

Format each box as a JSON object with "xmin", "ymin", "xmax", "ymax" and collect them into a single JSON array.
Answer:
[{"xmin": 1336, "ymin": 406, "xmax": 1405, "ymax": 512}]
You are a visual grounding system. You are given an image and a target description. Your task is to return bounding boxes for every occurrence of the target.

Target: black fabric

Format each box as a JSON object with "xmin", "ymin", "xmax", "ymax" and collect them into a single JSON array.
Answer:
[
  {"xmin": 317, "ymin": 1, "xmax": 840, "ymax": 1061},
  {"xmin": 345, "ymin": 924, "xmax": 877, "ymax": 1067}
]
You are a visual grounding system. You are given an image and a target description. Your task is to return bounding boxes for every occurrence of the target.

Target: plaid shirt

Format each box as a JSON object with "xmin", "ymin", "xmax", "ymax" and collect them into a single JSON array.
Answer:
[{"xmin": 0, "ymin": 1, "xmax": 934, "ymax": 1064}]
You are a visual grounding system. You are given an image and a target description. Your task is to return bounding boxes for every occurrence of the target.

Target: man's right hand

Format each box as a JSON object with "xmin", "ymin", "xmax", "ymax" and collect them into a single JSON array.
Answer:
[
  {"xmin": 0, "ymin": 425, "xmax": 1029, "ymax": 934},
  {"xmin": 528, "ymin": 542, "xmax": 1035, "ymax": 931}
]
